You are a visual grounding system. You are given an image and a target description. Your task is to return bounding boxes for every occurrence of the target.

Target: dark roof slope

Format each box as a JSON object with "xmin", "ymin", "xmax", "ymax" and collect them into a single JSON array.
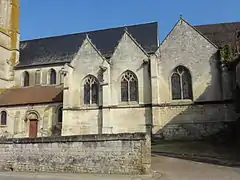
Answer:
[
  {"xmin": 0, "ymin": 85, "xmax": 63, "ymax": 107},
  {"xmin": 194, "ymin": 21, "xmax": 240, "ymax": 48},
  {"xmin": 18, "ymin": 22, "xmax": 158, "ymax": 68}
]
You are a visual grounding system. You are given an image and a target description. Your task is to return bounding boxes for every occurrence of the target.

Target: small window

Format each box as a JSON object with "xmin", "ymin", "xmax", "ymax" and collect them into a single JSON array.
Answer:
[
  {"xmin": 121, "ymin": 70, "xmax": 138, "ymax": 102},
  {"xmin": 171, "ymin": 66, "xmax": 193, "ymax": 100},
  {"xmin": 49, "ymin": 69, "xmax": 56, "ymax": 84},
  {"xmin": 57, "ymin": 107, "xmax": 63, "ymax": 123},
  {"xmin": 23, "ymin": 71, "xmax": 29, "ymax": 87},
  {"xmin": 0, "ymin": 111, "xmax": 7, "ymax": 125},
  {"xmin": 83, "ymin": 75, "xmax": 99, "ymax": 104},
  {"xmin": 35, "ymin": 70, "xmax": 41, "ymax": 85}
]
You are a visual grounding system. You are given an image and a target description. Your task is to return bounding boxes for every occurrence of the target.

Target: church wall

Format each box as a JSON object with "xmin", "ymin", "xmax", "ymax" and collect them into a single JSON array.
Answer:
[
  {"xmin": 61, "ymin": 38, "xmax": 104, "ymax": 135},
  {"xmin": 0, "ymin": 0, "xmax": 20, "ymax": 85},
  {"xmin": 159, "ymin": 19, "xmax": 221, "ymax": 103},
  {"xmin": 152, "ymin": 19, "xmax": 232, "ymax": 139},
  {"xmin": 0, "ymin": 32, "xmax": 11, "ymax": 48},
  {"xmin": 152, "ymin": 102, "xmax": 236, "ymax": 140},
  {"xmin": 109, "ymin": 32, "xmax": 151, "ymax": 105},
  {"xmin": 0, "ymin": 103, "xmax": 62, "ymax": 138},
  {"xmin": 67, "ymin": 38, "xmax": 104, "ymax": 108},
  {"xmin": 0, "ymin": 42, "xmax": 14, "ymax": 88},
  {"xmin": 62, "ymin": 109, "xmax": 99, "ymax": 136},
  {"xmin": 102, "ymin": 107, "xmax": 149, "ymax": 134},
  {"xmin": 62, "ymin": 33, "xmax": 152, "ymax": 135},
  {"xmin": 62, "ymin": 107, "xmax": 148, "ymax": 136},
  {"xmin": 14, "ymin": 65, "xmax": 64, "ymax": 87},
  {"xmin": 0, "ymin": 33, "xmax": 15, "ymax": 86},
  {"xmin": 104, "ymin": 32, "xmax": 151, "ymax": 134}
]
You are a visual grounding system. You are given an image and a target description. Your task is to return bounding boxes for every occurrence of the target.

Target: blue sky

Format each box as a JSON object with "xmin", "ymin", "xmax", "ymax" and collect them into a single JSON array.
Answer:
[{"xmin": 20, "ymin": 0, "xmax": 240, "ymax": 41}]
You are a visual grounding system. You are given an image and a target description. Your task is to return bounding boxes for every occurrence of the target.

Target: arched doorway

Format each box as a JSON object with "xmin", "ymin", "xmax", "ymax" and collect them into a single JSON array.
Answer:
[{"xmin": 27, "ymin": 112, "xmax": 39, "ymax": 137}]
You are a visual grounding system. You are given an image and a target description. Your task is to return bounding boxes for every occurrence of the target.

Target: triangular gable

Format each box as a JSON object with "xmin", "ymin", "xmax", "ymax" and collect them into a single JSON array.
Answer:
[
  {"xmin": 85, "ymin": 34, "xmax": 106, "ymax": 60},
  {"xmin": 110, "ymin": 29, "xmax": 150, "ymax": 60},
  {"xmin": 70, "ymin": 35, "xmax": 107, "ymax": 67},
  {"xmin": 161, "ymin": 17, "xmax": 218, "ymax": 49}
]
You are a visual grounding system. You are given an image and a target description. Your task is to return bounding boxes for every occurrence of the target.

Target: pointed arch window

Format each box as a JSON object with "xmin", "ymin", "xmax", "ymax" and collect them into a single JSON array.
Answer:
[
  {"xmin": 23, "ymin": 71, "xmax": 29, "ymax": 87},
  {"xmin": 83, "ymin": 75, "xmax": 99, "ymax": 104},
  {"xmin": 49, "ymin": 69, "xmax": 56, "ymax": 84},
  {"xmin": 35, "ymin": 70, "xmax": 41, "ymax": 85},
  {"xmin": 0, "ymin": 111, "xmax": 7, "ymax": 125},
  {"xmin": 171, "ymin": 66, "xmax": 193, "ymax": 100},
  {"xmin": 121, "ymin": 71, "xmax": 138, "ymax": 102}
]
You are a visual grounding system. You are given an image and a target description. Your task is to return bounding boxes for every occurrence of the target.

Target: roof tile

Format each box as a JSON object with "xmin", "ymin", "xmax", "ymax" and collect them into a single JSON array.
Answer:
[
  {"xmin": 0, "ymin": 85, "xmax": 63, "ymax": 106},
  {"xmin": 17, "ymin": 22, "xmax": 158, "ymax": 68},
  {"xmin": 194, "ymin": 22, "xmax": 240, "ymax": 48}
]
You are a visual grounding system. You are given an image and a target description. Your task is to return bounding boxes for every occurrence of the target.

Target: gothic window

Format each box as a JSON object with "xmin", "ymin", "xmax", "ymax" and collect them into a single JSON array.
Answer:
[
  {"xmin": 83, "ymin": 75, "xmax": 99, "ymax": 104},
  {"xmin": 171, "ymin": 66, "xmax": 193, "ymax": 100},
  {"xmin": 57, "ymin": 107, "xmax": 63, "ymax": 123},
  {"xmin": 35, "ymin": 70, "xmax": 41, "ymax": 85},
  {"xmin": 49, "ymin": 69, "xmax": 56, "ymax": 84},
  {"xmin": 0, "ymin": 111, "xmax": 7, "ymax": 125},
  {"xmin": 23, "ymin": 71, "xmax": 29, "ymax": 87},
  {"xmin": 121, "ymin": 71, "xmax": 138, "ymax": 102}
]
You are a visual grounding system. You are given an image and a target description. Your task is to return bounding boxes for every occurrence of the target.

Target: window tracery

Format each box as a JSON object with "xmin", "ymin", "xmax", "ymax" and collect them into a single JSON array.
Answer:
[
  {"xmin": 121, "ymin": 71, "xmax": 138, "ymax": 102},
  {"xmin": 171, "ymin": 66, "xmax": 193, "ymax": 100},
  {"xmin": 83, "ymin": 75, "xmax": 99, "ymax": 104}
]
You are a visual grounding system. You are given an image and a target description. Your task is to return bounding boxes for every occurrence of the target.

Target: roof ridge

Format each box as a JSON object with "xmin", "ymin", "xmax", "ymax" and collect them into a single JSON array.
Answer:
[
  {"xmin": 194, "ymin": 21, "xmax": 240, "ymax": 27},
  {"xmin": 20, "ymin": 21, "xmax": 157, "ymax": 42},
  {"xmin": 19, "ymin": 22, "xmax": 158, "ymax": 67}
]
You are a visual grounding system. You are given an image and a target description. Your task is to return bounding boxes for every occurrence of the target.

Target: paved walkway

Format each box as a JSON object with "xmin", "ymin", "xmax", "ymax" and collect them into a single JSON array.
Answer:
[
  {"xmin": 152, "ymin": 155, "xmax": 240, "ymax": 180},
  {"xmin": 0, "ymin": 172, "xmax": 138, "ymax": 180},
  {"xmin": 1, "ymin": 156, "xmax": 240, "ymax": 180}
]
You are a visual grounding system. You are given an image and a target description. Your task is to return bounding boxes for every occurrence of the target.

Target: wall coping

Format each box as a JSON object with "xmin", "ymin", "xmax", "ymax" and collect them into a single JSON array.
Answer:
[{"xmin": 0, "ymin": 133, "xmax": 146, "ymax": 144}]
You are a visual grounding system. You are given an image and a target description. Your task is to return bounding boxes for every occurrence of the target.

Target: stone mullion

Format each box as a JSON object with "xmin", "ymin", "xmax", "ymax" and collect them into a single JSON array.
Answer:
[
  {"xmin": 128, "ymin": 80, "xmax": 130, "ymax": 102},
  {"xmin": 180, "ymin": 74, "xmax": 183, "ymax": 99},
  {"xmin": 90, "ymin": 83, "xmax": 92, "ymax": 104}
]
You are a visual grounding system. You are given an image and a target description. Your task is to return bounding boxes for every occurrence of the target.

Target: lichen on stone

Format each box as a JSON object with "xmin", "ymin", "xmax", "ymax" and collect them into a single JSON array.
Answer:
[{"xmin": 219, "ymin": 44, "xmax": 234, "ymax": 62}]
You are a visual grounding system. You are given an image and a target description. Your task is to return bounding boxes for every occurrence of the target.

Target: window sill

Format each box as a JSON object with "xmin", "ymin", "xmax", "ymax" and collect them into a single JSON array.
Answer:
[
  {"xmin": 0, "ymin": 125, "xmax": 7, "ymax": 128},
  {"xmin": 118, "ymin": 101, "xmax": 139, "ymax": 107},
  {"xmin": 170, "ymin": 99, "xmax": 193, "ymax": 105},
  {"xmin": 81, "ymin": 104, "xmax": 99, "ymax": 109}
]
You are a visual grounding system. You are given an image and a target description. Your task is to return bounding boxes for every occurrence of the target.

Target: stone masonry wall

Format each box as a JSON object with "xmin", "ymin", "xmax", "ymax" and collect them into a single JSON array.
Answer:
[
  {"xmin": 152, "ymin": 102, "xmax": 238, "ymax": 140},
  {"xmin": 0, "ymin": 133, "xmax": 151, "ymax": 175}
]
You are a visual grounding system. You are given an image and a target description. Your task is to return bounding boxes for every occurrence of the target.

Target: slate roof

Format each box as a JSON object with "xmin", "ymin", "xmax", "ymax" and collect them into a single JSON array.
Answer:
[
  {"xmin": 194, "ymin": 21, "xmax": 240, "ymax": 48},
  {"xmin": 0, "ymin": 85, "xmax": 63, "ymax": 107},
  {"xmin": 17, "ymin": 22, "xmax": 158, "ymax": 68}
]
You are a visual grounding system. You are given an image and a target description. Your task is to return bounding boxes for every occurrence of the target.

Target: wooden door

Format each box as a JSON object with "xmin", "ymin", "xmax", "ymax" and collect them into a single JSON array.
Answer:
[{"xmin": 29, "ymin": 120, "xmax": 38, "ymax": 137}]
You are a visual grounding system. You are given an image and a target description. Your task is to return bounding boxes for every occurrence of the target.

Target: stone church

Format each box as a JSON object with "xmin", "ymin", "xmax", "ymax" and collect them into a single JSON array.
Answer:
[{"xmin": 0, "ymin": 0, "xmax": 240, "ymax": 139}]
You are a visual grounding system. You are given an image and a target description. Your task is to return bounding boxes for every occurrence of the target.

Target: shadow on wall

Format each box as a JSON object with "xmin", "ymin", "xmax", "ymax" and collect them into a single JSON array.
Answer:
[
  {"xmin": 143, "ymin": 60, "xmax": 153, "ymax": 135},
  {"xmin": 153, "ymin": 53, "xmax": 240, "ymax": 143}
]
